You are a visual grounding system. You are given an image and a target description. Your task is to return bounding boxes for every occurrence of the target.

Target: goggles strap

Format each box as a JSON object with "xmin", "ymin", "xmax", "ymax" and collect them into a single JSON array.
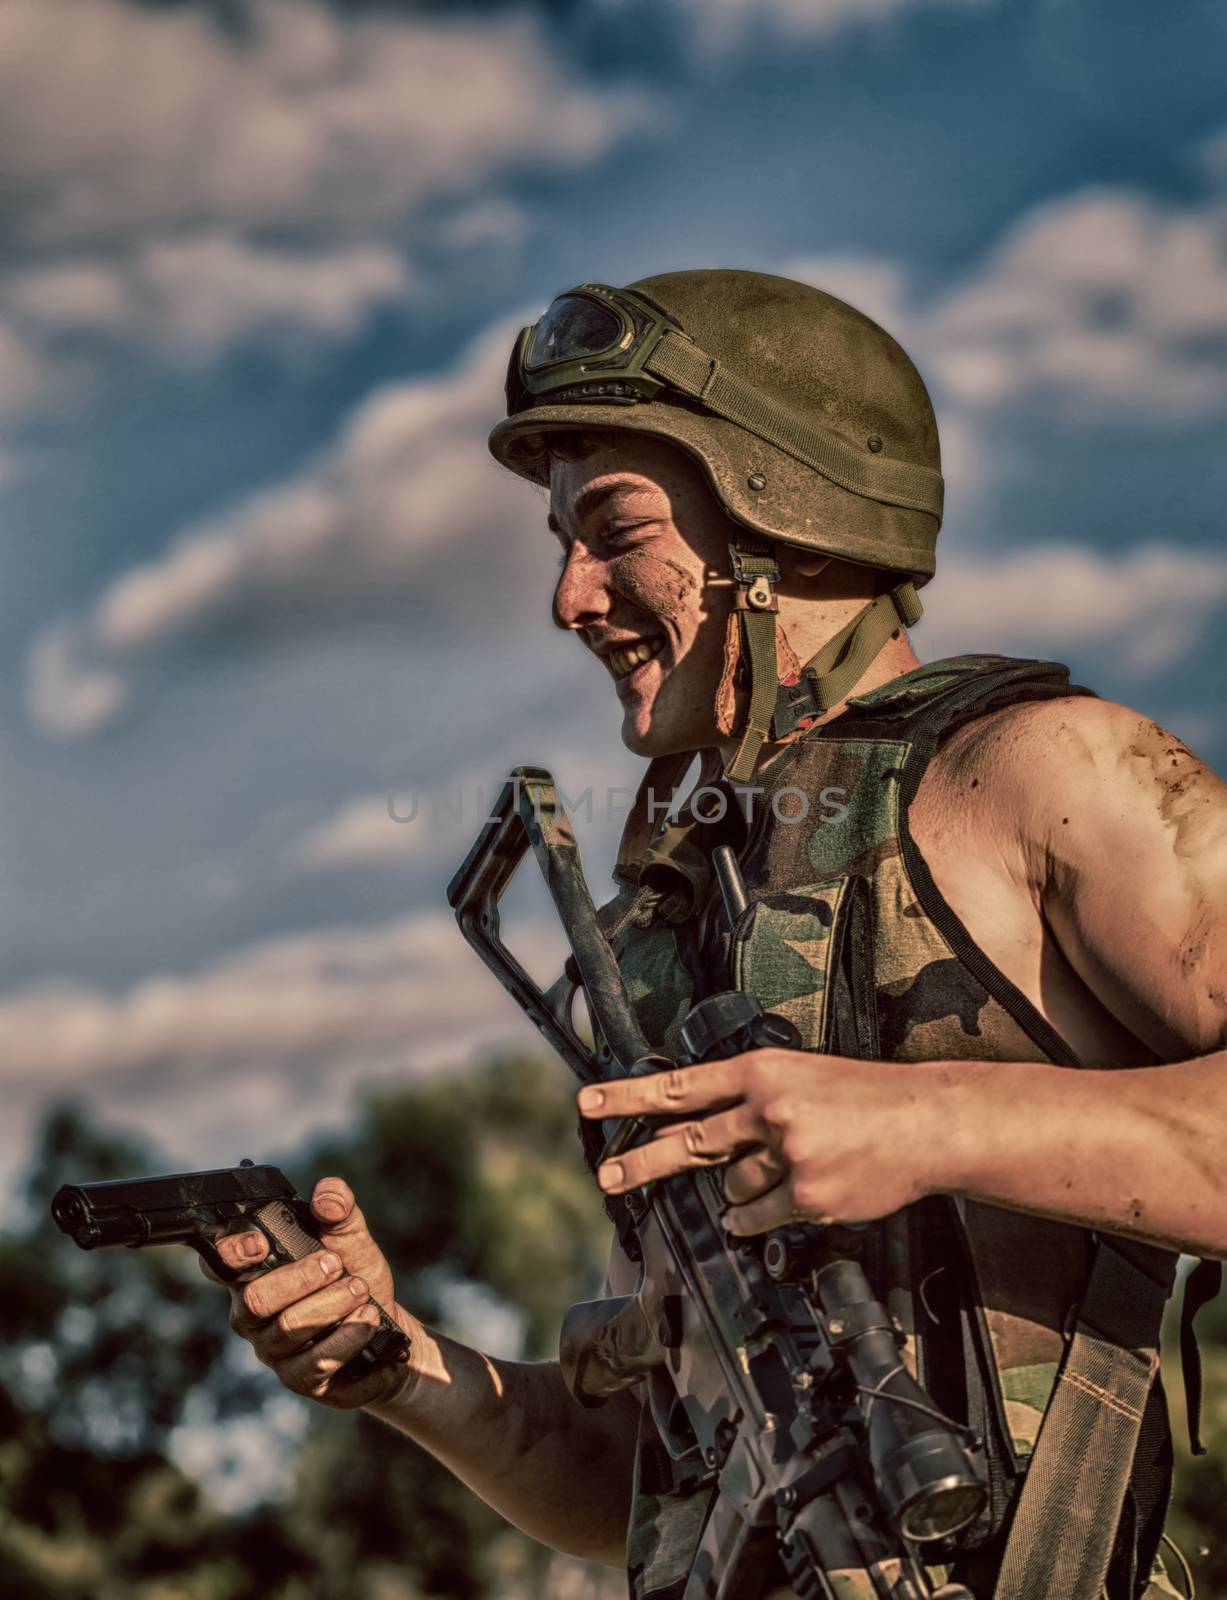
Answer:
[
  {"xmin": 725, "ymin": 538, "xmax": 781, "ymax": 784},
  {"xmin": 646, "ymin": 333, "xmax": 944, "ymax": 520},
  {"xmin": 773, "ymin": 583, "xmax": 923, "ymax": 739}
]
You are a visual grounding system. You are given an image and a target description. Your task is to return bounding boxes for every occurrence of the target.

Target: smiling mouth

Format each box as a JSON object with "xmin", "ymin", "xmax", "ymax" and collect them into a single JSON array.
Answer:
[{"xmin": 607, "ymin": 638, "xmax": 665, "ymax": 679}]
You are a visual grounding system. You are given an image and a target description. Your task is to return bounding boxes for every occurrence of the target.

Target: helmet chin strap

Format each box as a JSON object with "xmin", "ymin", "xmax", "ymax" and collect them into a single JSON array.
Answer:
[
  {"xmin": 724, "ymin": 536, "xmax": 783, "ymax": 783},
  {"xmin": 613, "ymin": 546, "xmax": 924, "ymax": 876},
  {"xmin": 723, "ymin": 539, "xmax": 923, "ymax": 782}
]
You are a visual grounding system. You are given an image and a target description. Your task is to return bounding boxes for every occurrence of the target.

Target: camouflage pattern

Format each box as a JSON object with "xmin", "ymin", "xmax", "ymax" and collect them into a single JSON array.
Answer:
[{"xmin": 603, "ymin": 656, "xmax": 1174, "ymax": 1600}]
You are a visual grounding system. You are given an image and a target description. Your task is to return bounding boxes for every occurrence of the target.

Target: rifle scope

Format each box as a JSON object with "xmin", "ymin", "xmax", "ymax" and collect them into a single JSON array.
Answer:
[{"xmin": 814, "ymin": 1256, "xmax": 985, "ymax": 1541}]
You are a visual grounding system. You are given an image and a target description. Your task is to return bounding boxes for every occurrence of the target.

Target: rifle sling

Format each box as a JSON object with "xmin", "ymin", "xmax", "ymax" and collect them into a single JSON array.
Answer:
[{"xmin": 992, "ymin": 1235, "xmax": 1177, "ymax": 1600}]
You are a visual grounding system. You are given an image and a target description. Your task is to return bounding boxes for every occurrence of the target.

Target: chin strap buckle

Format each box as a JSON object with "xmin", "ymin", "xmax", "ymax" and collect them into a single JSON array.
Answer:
[
  {"xmin": 728, "ymin": 544, "xmax": 779, "ymax": 613},
  {"xmin": 725, "ymin": 540, "xmax": 782, "ymax": 783}
]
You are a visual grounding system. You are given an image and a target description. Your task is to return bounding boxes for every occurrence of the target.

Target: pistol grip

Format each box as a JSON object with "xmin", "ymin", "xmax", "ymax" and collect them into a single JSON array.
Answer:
[{"xmin": 216, "ymin": 1198, "xmax": 411, "ymax": 1384}]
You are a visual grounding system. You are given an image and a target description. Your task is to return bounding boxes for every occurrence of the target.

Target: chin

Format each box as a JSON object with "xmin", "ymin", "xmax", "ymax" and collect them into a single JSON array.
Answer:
[{"xmin": 620, "ymin": 711, "xmax": 705, "ymax": 761}]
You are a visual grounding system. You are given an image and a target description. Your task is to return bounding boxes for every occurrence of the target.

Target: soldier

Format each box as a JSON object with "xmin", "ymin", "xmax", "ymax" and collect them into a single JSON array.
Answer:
[{"xmin": 210, "ymin": 273, "xmax": 1227, "ymax": 1598}]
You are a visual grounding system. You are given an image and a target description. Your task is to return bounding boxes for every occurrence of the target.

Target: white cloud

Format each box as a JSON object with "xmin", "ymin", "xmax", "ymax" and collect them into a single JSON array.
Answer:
[
  {"xmin": 25, "ymin": 623, "xmax": 131, "ymax": 739},
  {"xmin": 926, "ymin": 189, "xmax": 1227, "ymax": 418},
  {"xmin": 1195, "ymin": 123, "xmax": 1227, "ymax": 186},
  {"xmin": 295, "ymin": 795, "xmax": 427, "ymax": 874},
  {"xmin": 290, "ymin": 752, "xmax": 645, "ymax": 883},
  {"xmin": 25, "ymin": 314, "xmax": 542, "ymax": 735},
  {"xmin": 786, "ymin": 184, "xmax": 1227, "ymax": 552},
  {"xmin": 0, "ymin": 910, "xmax": 568, "ymax": 1188},
  {"xmin": 0, "ymin": 318, "xmax": 58, "ymax": 419},
  {"xmin": 922, "ymin": 543, "xmax": 1227, "ymax": 672},
  {"xmin": 9, "ymin": 235, "xmax": 412, "ymax": 359},
  {"xmin": 0, "ymin": 0, "xmax": 654, "ymax": 247},
  {"xmin": 0, "ymin": 913, "xmax": 506, "ymax": 1084},
  {"xmin": 0, "ymin": 0, "xmax": 656, "ymax": 411},
  {"xmin": 676, "ymin": 0, "xmax": 990, "ymax": 52},
  {"xmin": 791, "ymin": 187, "xmax": 1227, "ymax": 431},
  {"xmin": 30, "ymin": 174, "xmax": 1227, "ymax": 740}
]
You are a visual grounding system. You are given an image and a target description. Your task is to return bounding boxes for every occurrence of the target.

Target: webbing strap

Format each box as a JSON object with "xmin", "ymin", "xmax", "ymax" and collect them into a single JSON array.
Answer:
[
  {"xmin": 773, "ymin": 584, "xmax": 923, "ymax": 737},
  {"xmin": 725, "ymin": 540, "xmax": 780, "ymax": 783},
  {"xmin": 616, "ymin": 752, "xmax": 697, "ymax": 879},
  {"xmin": 992, "ymin": 1238, "xmax": 1176, "ymax": 1600},
  {"xmin": 646, "ymin": 332, "xmax": 945, "ymax": 519},
  {"xmin": 1179, "ymin": 1256, "xmax": 1223, "ymax": 1455}
]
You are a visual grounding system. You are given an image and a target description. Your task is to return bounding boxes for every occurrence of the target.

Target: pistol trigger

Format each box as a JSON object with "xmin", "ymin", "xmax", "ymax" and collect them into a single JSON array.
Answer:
[
  {"xmin": 247, "ymin": 1217, "xmax": 287, "ymax": 1270},
  {"xmin": 191, "ymin": 1236, "xmax": 243, "ymax": 1284}
]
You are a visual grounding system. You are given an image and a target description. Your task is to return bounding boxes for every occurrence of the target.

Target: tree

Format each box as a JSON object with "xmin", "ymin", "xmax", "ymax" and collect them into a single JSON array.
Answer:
[
  {"xmin": 2, "ymin": 1055, "xmax": 611, "ymax": 1599},
  {"xmin": 4, "ymin": 1066, "xmax": 1222, "ymax": 1597}
]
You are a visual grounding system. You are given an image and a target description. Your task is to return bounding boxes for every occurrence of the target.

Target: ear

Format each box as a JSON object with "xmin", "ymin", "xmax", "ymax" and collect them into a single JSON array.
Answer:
[{"xmin": 783, "ymin": 548, "xmax": 833, "ymax": 582}]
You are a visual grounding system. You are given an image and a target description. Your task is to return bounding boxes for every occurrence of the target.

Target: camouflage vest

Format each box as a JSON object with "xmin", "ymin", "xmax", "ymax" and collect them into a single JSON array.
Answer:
[{"xmin": 593, "ymin": 656, "xmax": 1176, "ymax": 1600}]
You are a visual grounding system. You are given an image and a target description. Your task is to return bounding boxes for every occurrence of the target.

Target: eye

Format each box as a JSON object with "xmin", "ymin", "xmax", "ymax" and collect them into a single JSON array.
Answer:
[{"xmin": 603, "ymin": 518, "xmax": 653, "ymax": 547}]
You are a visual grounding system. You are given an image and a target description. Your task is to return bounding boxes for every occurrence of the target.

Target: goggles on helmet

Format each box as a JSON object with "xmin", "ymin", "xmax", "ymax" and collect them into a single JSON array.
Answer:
[
  {"xmin": 506, "ymin": 283, "xmax": 683, "ymax": 411},
  {"xmin": 504, "ymin": 282, "xmax": 945, "ymax": 522}
]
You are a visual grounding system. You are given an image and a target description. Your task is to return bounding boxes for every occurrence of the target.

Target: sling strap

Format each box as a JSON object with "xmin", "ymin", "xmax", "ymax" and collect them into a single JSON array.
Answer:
[{"xmin": 992, "ymin": 1236, "xmax": 1177, "ymax": 1600}]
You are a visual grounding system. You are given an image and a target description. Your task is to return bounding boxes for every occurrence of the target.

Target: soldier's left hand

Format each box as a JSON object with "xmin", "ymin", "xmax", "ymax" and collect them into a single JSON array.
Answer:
[{"xmin": 577, "ymin": 1051, "xmax": 945, "ymax": 1232}]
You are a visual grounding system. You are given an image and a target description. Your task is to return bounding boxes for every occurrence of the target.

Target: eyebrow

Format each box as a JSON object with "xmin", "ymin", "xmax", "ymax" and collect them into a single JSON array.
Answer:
[{"xmin": 547, "ymin": 480, "xmax": 638, "ymax": 538}]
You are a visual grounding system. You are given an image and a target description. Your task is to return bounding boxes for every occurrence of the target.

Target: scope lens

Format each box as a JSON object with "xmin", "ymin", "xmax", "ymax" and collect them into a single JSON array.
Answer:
[{"xmin": 898, "ymin": 1479, "xmax": 986, "ymax": 1542}]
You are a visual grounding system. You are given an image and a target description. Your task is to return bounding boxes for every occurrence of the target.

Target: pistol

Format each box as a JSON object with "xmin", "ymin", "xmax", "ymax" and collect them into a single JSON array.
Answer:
[{"xmin": 51, "ymin": 1157, "xmax": 410, "ymax": 1384}]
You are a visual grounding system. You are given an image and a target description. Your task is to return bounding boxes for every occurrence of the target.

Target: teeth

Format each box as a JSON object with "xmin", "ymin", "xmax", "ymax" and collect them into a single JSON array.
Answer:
[{"xmin": 609, "ymin": 639, "xmax": 663, "ymax": 678}]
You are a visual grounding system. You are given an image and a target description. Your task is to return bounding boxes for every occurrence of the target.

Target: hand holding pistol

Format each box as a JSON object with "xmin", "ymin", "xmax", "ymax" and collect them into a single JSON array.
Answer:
[{"xmin": 52, "ymin": 1161, "xmax": 411, "ymax": 1402}]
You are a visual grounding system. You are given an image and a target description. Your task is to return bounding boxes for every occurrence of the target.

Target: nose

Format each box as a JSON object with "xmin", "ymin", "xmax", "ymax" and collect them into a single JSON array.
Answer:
[{"xmin": 553, "ymin": 543, "xmax": 611, "ymax": 633}]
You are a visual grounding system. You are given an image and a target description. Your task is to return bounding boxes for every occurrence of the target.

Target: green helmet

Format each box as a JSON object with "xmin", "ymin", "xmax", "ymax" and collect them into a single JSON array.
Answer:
[
  {"xmin": 489, "ymin": 268, "xmax": 943, "ymax": 582},
  {"xmin": 489, "ymin": 269, "xmax": 944, "ymax": 779}
]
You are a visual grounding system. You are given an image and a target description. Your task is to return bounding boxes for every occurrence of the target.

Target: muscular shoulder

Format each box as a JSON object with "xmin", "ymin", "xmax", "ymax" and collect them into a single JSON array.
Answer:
[
  {"xmin": 935, "ymin": 694, "xmax": 1227, "ymax": 1055},
  {"xmin": 935, "ymin": 694, "xmax": 1227, "ymax": 863}
]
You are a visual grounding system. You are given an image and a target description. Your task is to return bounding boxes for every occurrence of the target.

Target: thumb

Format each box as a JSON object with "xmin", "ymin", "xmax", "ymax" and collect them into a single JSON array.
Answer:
[{"xmin": 311, "ymin": 1176, "xmax": 360, "ymax": 1231}]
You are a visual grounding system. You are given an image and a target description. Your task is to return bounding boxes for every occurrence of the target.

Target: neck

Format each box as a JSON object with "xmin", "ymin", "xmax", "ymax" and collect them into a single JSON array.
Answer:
[{"xmin": 712, "ymin": 598, "xmax": 923, "ymax": 776}]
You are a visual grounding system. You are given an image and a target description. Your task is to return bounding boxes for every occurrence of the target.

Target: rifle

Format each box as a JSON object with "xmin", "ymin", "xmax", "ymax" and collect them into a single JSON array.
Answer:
[
  {"xmin": 51, "ymin": 1160, "xmax": 410, "ymax": 1386},
  {"xmin": 448, "ymin": 768, "xmax": 985, "ymax": 1600}
]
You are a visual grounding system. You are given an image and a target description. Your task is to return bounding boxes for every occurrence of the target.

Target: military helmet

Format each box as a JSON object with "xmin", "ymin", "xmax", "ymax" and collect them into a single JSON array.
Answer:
[
  {"xmin": 488, "ymin": 268, "xmax": 943, "ymax": 583},
  {"xmin": 489, "ymin": 269, "xmax": 943, "ymax": 781}
]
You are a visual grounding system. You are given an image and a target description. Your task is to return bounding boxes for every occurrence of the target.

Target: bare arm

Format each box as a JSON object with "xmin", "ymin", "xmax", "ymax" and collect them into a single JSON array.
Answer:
[
  {"xmin": 574, "ymin": 702, "xmax": 1227, "ymax": 1256},
  {"xmin": 212, "ymin": 1178, "xmax": 638, "ymax": 1565},
  {"xmin": 935, "ymin": 698, "xmax": 1227, "ymax": 1253}
]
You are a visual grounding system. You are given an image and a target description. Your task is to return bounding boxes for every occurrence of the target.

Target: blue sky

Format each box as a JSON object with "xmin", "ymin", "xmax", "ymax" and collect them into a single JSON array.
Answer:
[{"xmin": 1, "ymin": 0, "xmax": 1225, "ymax": 1193}]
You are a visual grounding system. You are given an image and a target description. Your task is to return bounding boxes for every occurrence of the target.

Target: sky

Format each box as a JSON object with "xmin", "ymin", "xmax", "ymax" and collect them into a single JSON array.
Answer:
[{"xmin": 2, "ymin": 0, "xmax": 1226, "ymax": 1201}]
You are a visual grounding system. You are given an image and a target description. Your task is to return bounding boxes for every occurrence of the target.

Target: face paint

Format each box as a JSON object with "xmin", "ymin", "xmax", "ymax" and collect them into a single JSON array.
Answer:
[
  {"xmin": 550, "ymin": 438, "xmax": 746, "ymax": 759},
  {"xmin": 606, "ymin": 550, "xmax": 698, "ymax": 618}
]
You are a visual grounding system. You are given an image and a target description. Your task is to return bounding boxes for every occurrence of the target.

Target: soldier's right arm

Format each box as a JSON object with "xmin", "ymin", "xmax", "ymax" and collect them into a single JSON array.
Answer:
[{"xmin": 209, "ymin": 1176, "xmax": 640, "ymax": 1566}]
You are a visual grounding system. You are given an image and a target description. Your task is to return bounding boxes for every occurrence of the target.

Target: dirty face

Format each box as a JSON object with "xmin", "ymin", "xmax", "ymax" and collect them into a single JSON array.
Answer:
[{"xmin": 548, "ymin": 435, "xmax": 735, "ymax": 758}]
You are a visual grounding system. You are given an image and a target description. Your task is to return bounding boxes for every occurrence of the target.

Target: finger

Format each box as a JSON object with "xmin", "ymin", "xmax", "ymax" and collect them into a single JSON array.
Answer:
[
  {"xmin": 578, "ymin": 1057, "xmax": 748, "ymax": 1121},
  {"xmin": 597, "ymin": 1103, "xmax": 766, "ymax": 1193},
  {"xmin": 197, "ymin": 1228, "xmax": 270, "ymax": 1285},
  {"xmin": 234, "ymin": 1249, "xmax": 345, "ymax": 1329},
  {"xmin": 311, "ymin": 1176, "xmax": 358, "ymax": 1232},
  {"xmin": 275, "ymin": 1304, "xmax": 386, "ymax": 1398},
  {"xmin": 723, "ymin": 1147, "xmax": 788, "ymax": 1205},
  {"xmin": 247, "ymin": 1274, "xmax": 372, "ymax": 1362},
  {"xmin": 726, "ymin": 1187, "xmax": 826, "ymax": 1237},
  {"xmin": 309, "ymin": 1178, "xmax": 381, "ymax": 1262},
  {"xmin": 217, "ymin": 1229, "xmax": 271, "ymax": 1273}
]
